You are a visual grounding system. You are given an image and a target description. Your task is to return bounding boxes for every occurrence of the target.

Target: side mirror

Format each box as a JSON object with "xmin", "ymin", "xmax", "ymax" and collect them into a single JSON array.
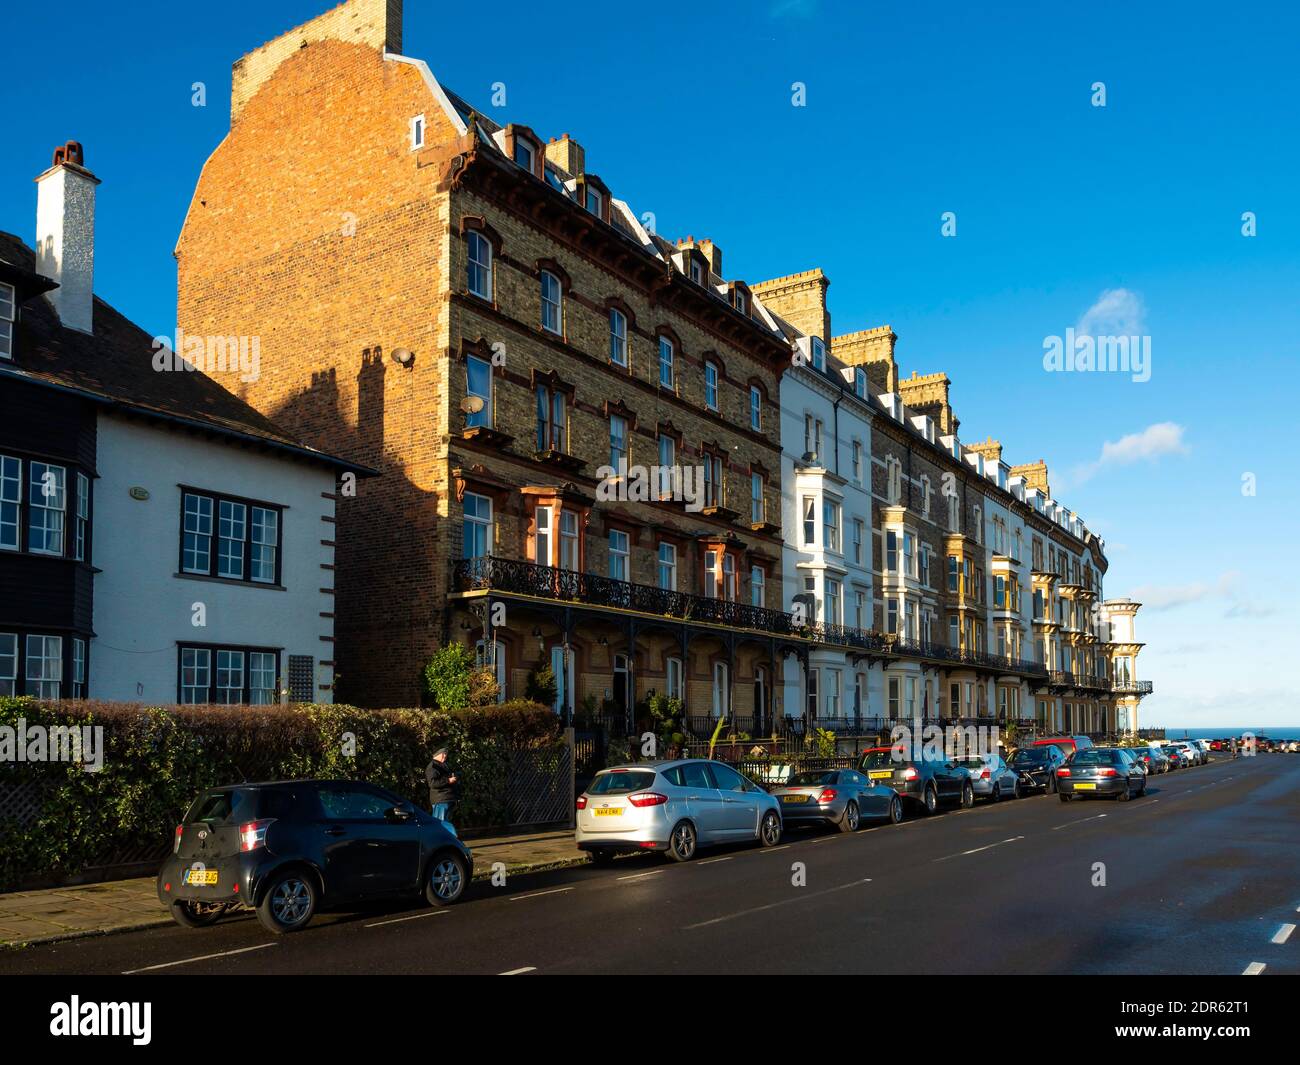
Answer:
[{"xmin": 387, "ymin": 804, "xmax": 414, "ymax": 821}]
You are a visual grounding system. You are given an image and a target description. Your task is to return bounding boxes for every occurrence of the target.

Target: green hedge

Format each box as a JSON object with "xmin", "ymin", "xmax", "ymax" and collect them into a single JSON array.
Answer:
[{"xmin": 0, "ymin": 697, "xmax": 560, "ymax": 890}]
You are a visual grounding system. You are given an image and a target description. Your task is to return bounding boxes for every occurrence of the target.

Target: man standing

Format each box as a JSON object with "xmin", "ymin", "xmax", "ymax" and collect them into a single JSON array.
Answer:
[{"xmin": 425, "ymin": 747, "xmax": 460, "ymax": 826}]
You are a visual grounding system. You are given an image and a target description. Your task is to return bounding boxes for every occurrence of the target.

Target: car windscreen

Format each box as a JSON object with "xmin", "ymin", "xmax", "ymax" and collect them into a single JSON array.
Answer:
[
  {"xmin": 184, "ymin": 788, "xmax": 260, "ymax": 826},
  {"xmin": 859, "ymin": 750, "xmax": 903, "ymax": 770},
  {"xmin": 1069, "ymin": 750, "xmax": 1118, "ymax": 766},
  {"xmin": 1010, "ymin": 749, "xmax": 1049, "ymax": 765},
  {"xmin": 788, "ymin": 771, "xmax": 838, "ymax": 787},
  {"xmin": 959, "ymin": 757, "xmax": 991, "ymax": 769},
  {"xmin": 588, "ymin": 770, "xmax": 657, "ymax": 795}
]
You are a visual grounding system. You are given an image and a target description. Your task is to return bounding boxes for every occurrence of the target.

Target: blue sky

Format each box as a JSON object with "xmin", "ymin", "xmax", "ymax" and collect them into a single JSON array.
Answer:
[{"xmin": 3, "ymin": 0, "xmax": 1297, "ymax": 726}]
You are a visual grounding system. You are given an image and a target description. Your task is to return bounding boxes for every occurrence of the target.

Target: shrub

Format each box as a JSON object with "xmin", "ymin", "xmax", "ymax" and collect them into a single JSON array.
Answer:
[
  {"xmin": 0, "ymin": 696, "xmax": 558, "ymax": 890},
  {"xmin": 423, "ymin": 643, "xmax": 502, "ymax": 710},
  {"xmin": 524, "ymin": 665, "xmax": 557, "ymax": 707}
]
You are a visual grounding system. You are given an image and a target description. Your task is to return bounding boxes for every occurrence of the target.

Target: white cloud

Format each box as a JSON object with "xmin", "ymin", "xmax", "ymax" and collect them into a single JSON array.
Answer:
[
  {"xmin": 1069, "ymin": 421, "xmax": 1188, "ymax": 486},
  {"xmin": 1130, "ymin": 570, "xmax": 1238, "ymax": 611},
  {"xmin": 1076, "ymin": 288, "xmax": 1146, "ymax": 338}
]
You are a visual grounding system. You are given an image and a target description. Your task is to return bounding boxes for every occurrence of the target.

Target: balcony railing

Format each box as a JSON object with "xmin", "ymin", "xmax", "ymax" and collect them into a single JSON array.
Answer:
[
  {"xmin": 1046, "ymin": 670, "xmax": 1113, "ymax": 692},
  {"xmin": 1112, "ymin": 679, "xmax": 1154, "ymax": 695},
  {"xmin": 451, "ymin": 555, "xmax": 1047, "ymax": 676}
]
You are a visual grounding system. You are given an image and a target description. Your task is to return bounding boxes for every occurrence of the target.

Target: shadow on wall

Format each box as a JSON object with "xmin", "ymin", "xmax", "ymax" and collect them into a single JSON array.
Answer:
[{"xmin": 270, "ymin": 347, "xmax": 442, "ymax": 708}]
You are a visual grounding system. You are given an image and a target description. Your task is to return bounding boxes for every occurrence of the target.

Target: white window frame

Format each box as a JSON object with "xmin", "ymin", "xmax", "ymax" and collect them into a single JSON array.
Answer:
[
  {"xmin": 25, "ymin": 634, "xmax": 62, "ymax": 699},
  {"xmin": 463, "ymin": 492, "xmax": 493, "ymax": 560},
  {"xmin": 658, "ymin": 336, "xmax": 675, "ymax": 389},
  {"xmin": 465, "ymin": 354, "xmax": 493, "ymax": 429},
  {"xmin": 410, "ymin": 113, "xmax": 426, "ymax": 151},
  {"xmin": 609, "ymin": 414, "xmax": 628, "ymax": 469},
  {"xmin": 750, "ymin": 472, "xmax": 765, "ymax": 524},
  {"xmin": 467, "ymin": 231, "xmax": 493, "ymax": 300},
  {"xmin": 608, "ymin": 529, "xmax": 629, "ymax": 581},
  {"xmin": 0, "ymin": 281, "xmax": 14, "ymax": 360},
  {"xmin": 704, "ymin": 360, "xmax": 719, "ymax": 411},
  {"xmin": 750, "ymin": 564, "xmax": 765, "ymax": 607},
  {"xmin": 540, "ymin": 270, "xmax": 563, "ymax": 334},
  {"xmin": 0, "ymin": 632, "xmax": 16, "ymax": 696},
  {"xmin": 657, "ymin": 541, "xmax": 677, "ymax": 591},
  {"xmin": 609, "ymin": 308, "xmax": 628, "ymax": 366},
  {"xmin": 749, "ymin": 385, "xmax": 762, "ymax": 431},
  {"xmin": 28, "ymin": 462, "xmax": 66, "ymax": 556},
  {"xmin": 666, "ymin": 656, "xmax": 683, "ymax": 700},
  {"xmin": 0, "ymin": 454, "xmax": 20, "ymax": 550}
]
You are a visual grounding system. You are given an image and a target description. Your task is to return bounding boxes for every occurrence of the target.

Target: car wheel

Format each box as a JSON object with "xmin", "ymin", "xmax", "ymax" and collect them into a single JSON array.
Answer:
[
  {"xmin": 923, "ymin": 784, "xmax": 938, "ymax": 815},
  {"xmin": 168, "ymin": 899, "xmax": 226, "ymax": 929},
  {"xmin": 1059, "ymin": 792, "xmax": 1073, "ymax": 803},
  {"xmin": 1117, "ymin": 783, "xmax": 1132, "ymax": 802},
  {"xmin": 991, "ymin": 784, "xmax": 1002, "ymax": 803},
  {"xmin": 1048, "ymin": 774, "xmax": 1058, "ymax": 794},
  {"xmin": 1137, "ymin": 781, "xmax": 1147, "ymax": 798},
  {"xmin": 588, "ymin": 849, "xmax": 616, "ymax": 867},
  {"xmin": 887, "ymin": 796, "xmax": 903, "ymax": 824},
  {"xmin": 759, "ymin": 810, "xmax": 783, "ymax": 847},
  {"xmin": 1012, "ymin": 779, "xmax": 1022, "ymax": 800},
  {"xmin": 839, "ymin": 800, "xmax": 860, "ymax": 833},
  {"xmin": 256, "ymin": 870, "xmax": 317, "ymax": 934},
  {"xmin": 425, "ymin": 852, "xmax": 469, "ymax": 906},
  {"xmin": 668, "ymin": 820, "xmax": 698, "ymax": 862},
  {"xmin": 960, "ymin": 782, "xmax": 975, "ymax": 810}
]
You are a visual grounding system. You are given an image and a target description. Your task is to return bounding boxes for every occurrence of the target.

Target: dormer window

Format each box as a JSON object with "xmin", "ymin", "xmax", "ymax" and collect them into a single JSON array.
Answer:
[
  {"xmin": 854, "ymin": 366, "xmax": 867, "ymax": 399},
  {"xmin": 0, "ymin": 282, "xmax": 13, "ymax": 358},
  {"xmin": 811, "ymin": 337, "xmax": 826, "ymax": 371},
  {"xmin": 585, "ymin": 187, "xmax": 604, "ymax": 217},
  {"xmin": 690, "ymin": 259, "xmax": 705, "ymax": 285},
  {"xmin": 410, "ymin": 114, "xmax": 426, "ymax": 151},
  {"xmin": 734, "ymin": 290, "xmax": 748, "ymax": 315},
  {"xmin": 514, "ymin": 138, "xmax": 536, "ymax": 174}
]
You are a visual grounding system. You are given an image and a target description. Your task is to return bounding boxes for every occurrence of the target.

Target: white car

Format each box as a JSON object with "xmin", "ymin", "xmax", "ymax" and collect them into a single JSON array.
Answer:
[{"xmin": 1166, "ymin": 741, "xmax": 1203, "ymax": 766}]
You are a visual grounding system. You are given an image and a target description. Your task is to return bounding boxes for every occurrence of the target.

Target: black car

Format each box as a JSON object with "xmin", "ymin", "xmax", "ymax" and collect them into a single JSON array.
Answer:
[
  {"xmin": 158, "ymin": 779, "xmax": 473, "ymax": 933},
  {"xmin": 858, "ymin": 746, "xmax": 974, "ymax": 814},
  {"xmin": 1008, "ymin": 744, "xmax": 1066, "ymax": 793}
]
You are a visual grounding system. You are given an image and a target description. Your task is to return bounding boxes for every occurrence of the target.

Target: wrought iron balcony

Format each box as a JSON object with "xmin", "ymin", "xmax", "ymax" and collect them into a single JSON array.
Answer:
[
  {"xmin": 1112, "ymin": 679, "xmax": 1154, "ymax": 695},
  {"xmin": 451, "ymin": 555, "xmax": 1047, "ymax": 677},
  {"xmin": 1046, "ymin": 670, "xmax": 1113, "ymax": 692}
]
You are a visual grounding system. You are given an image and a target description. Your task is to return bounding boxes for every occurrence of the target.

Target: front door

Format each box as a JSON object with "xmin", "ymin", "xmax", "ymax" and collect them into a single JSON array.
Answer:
[{"xmin": 613, "ymin": 653, "xmax": 630, "ymax": 722}]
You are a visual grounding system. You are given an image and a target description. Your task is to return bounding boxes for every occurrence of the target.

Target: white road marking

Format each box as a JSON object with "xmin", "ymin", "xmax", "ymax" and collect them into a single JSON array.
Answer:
[
  {"xmin": 933, "ymin": 836, "xmax": 1024, "ymax": 863},
  {"xmin": 683, "ymin": 878, "xmax": 872, "ymax": 930},
  {"xmin": 1052, "ymin": 813, "xmax": 1108, "ymax": 831},
  {"xmin": 500, "ymin": 966, "xmax": 536, "ymax": 975},
  {"xmin": 365, "ymin": 909, "xmax": 452, "ymax": 928},
  {"xmin": 123, "ymin": 943, "xmax": 275, "ymax": 974},
  {"xmin": 1242, "ymin": 962, "xmax": 1266, "ymax": 975},
  {"xmin": 510, "ymin": 887, "xmax": 573, "ymax": 901},
  {"xmin": 698, "ymin": 856, "xmax": 733, "ymax": 865},
  {"xmin": 758, "ymin": 844, "xmax": 791, "ymax": 853},
  {"xmin": 1271, "ymin": 923, "xmax": 1295, "ymax": 945},
  {"xmin": 617, "ymin": 870, "xmax": 662, "ymax": 882}
]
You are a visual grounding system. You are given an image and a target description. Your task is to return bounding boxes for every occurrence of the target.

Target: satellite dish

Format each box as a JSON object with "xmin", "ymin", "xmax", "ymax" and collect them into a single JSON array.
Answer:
[{"xmin": 460, "ymin": 396, "xmax": 485, "ymax": 414}]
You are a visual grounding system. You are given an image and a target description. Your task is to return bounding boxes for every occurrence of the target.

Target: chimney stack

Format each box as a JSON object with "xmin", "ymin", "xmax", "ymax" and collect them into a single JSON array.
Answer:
[
  {"xmin": 544, "ymin": 133, "xmax": 584, "ymax": 177},
  {"xmin": 35, "ymin": 140, "xmax": 99, "ymax": 334}
]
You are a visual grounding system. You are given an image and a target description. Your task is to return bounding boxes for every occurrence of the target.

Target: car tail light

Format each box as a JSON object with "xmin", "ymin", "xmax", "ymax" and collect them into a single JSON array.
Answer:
[
  {"xmin": 818, "ymin": 789, "xmax": 837, "ymax": 803},
  {"xmin": 174, "ymin": 825, "xmax": 183, "ymax": 853},
  {"xmin": 1056, "ymin": 768, "xmax": 1070, "ymax": 777},
  {"xmin": 576, "ymin": 795, "xmax": 588, "ymax": 810},
  {"xmin": 978, "ymin": 769, "xmax": 990, "ymax": 780},
  {"xmin": 1098, "ymin": 768, "xmax": 1117, "ymax": 777},
  {"xmin": 239, "ymin": 819, "xmax": 275, "ymax": 852},
  {"xmin": 901, "ymin": 767, "xmax": 919, "ymax": 780},
  {"xmin": 628, "ymin": 792, "xmax": 668, "ymax": 808}
]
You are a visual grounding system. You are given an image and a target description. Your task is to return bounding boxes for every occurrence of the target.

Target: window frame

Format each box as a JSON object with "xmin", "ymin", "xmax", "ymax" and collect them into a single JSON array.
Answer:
[
  {"xmin": 609, "ymin": 307, "xmax": 628, "ymax": 367},
  {"xmin": 540, "ymin": 270, "xmax": 563, "ymax": 335},
  {"xmin": 178, "ymin": 643, "xmax": 281, "ymax": 705},
  {"xmin": 178, "ymin": 486, "xmax": 284, "ymax": 587},
  {"xmin": 466, "ymin": 230, "xmax": 493, "ymax": 301},
  {"xmin": 0, "ymin": 280, "xmax": 14, "ymax": 360},
  {"xmin": 462, "ymin": 491, "xmax": 494, "ymax": 560}
]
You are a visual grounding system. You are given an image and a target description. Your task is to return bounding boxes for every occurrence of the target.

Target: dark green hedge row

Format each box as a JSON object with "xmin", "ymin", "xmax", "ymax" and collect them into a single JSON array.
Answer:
[{"xmin": 0, "ymin": 697, "xmax": 560, "ymax": 890}]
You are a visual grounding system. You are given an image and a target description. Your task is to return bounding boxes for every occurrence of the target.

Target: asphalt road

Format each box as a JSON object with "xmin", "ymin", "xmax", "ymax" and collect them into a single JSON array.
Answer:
[{"xmin": 4, "ymin": 753, "xmax": 1298, "ymax": 976}]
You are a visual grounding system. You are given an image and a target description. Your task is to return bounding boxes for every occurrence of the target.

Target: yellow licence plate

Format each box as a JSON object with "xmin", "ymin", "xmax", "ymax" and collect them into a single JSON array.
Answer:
[
  {"xmin": 1073, "ymin": 782, "xmax": 1096, "ymax": 790},
  {"xmin": 593, "ymin": 808, "xmax": 623, "ymax": 816},
  {"xmin": 184, "ymin": 869, "xmax": 219, "ymax": 885},
  {"xmin": 780, "ymin": 794, "xmax": 810, "ymax": 803},
  {"xmin": 869, "ymin": 771, "xmax": 892, "ymax": 780}
]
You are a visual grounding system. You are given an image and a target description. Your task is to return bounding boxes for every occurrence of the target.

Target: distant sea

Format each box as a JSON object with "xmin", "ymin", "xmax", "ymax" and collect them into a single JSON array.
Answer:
[{"xmin": 1159, "ymin": 726, "xmax": 1300, "ymax": 741}]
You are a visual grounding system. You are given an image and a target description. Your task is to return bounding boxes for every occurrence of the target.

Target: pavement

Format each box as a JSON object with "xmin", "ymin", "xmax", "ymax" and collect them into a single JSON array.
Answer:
[
  {"xmin": 0, "ymin": 824, "xmax": 580, "ymax": 949},
  {"xmin": 1, "ymin": 754, "xmax": 1297, "ymax": 975}
]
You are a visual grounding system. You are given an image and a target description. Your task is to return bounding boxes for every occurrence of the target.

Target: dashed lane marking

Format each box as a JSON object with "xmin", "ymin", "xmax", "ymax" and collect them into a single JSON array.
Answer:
[
  {"xmin": 1271, "ymin": 923, "xmax": 1295, "ymax": 945},
  {"xmin": 500, "ymin": 966, "xmax": 536, "ymax": 975},
  {"xmin": 932, "ymin": 836, "xmax": 1024, "ymax": 863},
  {"xmin": 1052, "ymin": 813, "xmax": 1108, "ymax": 831},
  {"xmin": 123, "ymin": 943, "xmax": 276, "ymax": 974},
  {"xmin": 510, "ymin": 887, "xmax": 573, "ymax": 901},
  {"xmin": 1242, "ymin": 962, "xmax": 1266, "ymax": 975},
  {"xmin": 682, "ymin": 878, "xmax": 872, "ymax": 931},
  {"xmin": 365, "ymin": 909, "xmax": 452, "ymax": 928}
]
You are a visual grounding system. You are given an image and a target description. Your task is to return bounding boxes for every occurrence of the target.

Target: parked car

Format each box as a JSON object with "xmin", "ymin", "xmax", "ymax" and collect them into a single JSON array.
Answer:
[
  {"xmin": 576, "ymin": 760, "xmax": 782, "ymax": 864},
  {"xmin": 770, "ymin": 769, "xmax": 903, "ymax": 831},
  {"xmin": 1008, "ymin": 744, "xmax": 1067, "ymax": 793},
  {"xmin": 959, "ymin": 753, "xmax": 1022, "ymax": 801},
  {"xmin": 858, "ymin": 746, "xmax": 974, "ymax": 814},
  {"xmin": 1033, "ymin": 735, "xmax": 1095, "ymax": 758},
  {"xmin": 1208, "ymin": 738, "xmax": 1225, "ymax": 752},
  {"xmin": 1162, "ymin": 744, "xmax": 1186, "ymax": 770},
  {"xmin": 1168, "ymin": 741, "xmax": 1204, "ymax": 766},
  {"xmin": 1057, "ymin": 748, "xmax": 1147, "ymax": 802},
  {"xmin": 1193, "ymin": 739, "xmax": 1212, "ymax": 758},
  {"xmin": 1137, "ymin": 746, "xmax": 1171, "ymax": 773},
  {"xmin": 158, "ymin": 779, "xmax": 473, "ymax": 934}
]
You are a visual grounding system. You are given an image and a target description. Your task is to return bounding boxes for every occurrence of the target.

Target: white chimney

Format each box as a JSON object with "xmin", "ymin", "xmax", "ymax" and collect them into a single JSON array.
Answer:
[{"xmin": 35, "ymin": 141, "xmax": 100, "ymax": 334}]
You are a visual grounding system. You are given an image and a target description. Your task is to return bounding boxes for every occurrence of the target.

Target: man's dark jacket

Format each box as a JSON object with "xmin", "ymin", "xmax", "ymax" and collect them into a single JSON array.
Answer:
[{"xmin": 425, "ymin": 756, "xmax": 459, "ymax": 806}]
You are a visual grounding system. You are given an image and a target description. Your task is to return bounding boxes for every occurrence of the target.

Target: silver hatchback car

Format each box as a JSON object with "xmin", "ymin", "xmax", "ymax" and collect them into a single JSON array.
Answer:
[{"xmin": 576, "ymin": 760, "xmax": 783, "ymax": 863}]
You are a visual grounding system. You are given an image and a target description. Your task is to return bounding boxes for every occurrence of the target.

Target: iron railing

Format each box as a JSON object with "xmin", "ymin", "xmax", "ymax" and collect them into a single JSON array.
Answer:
[
  {"xmin": 452, "ymin": 556, "xmax": 1048, "ymax": 677},
  {"xmin": 1112, "ymin": 679, "xmax": 1154, "ymax": 695}
]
